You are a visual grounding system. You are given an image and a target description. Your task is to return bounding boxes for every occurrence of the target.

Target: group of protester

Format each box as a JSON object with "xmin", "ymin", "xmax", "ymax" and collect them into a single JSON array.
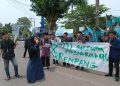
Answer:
[
  {"xmin": 0, "ymin": 26, "xmax": 120, "ymax": 83},
  {"xmin": 52, "ymin": 29, "xmax": 120, "ymax": 82},
  {"xmin": 40, "ymin": 27, "xmax": 120, "ymax": 82}
]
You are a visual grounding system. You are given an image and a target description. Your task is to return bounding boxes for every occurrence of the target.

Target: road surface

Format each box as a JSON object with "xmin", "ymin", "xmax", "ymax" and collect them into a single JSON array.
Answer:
[{"xmin": 0, "ymin": 41, "xmax": 119, "ymax": 86}]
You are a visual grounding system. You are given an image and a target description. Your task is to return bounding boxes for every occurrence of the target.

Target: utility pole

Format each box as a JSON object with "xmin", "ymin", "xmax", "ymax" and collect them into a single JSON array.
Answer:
[
  {"xmin": 41, "ymin": 16, "xmax": 45, "ymax": 32},
  {"xmin": 29, "ymin": 18, "xmax": 35, "ymax": 28},
  {"xmin": 96, "ymin": 0, "xmax": 99, "ymax": 27}
]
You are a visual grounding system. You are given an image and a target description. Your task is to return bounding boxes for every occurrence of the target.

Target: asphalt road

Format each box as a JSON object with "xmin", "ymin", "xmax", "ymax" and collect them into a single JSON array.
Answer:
[{"xmin": 0, "ymin": 41, "xmax": 120, "ymax": 86}]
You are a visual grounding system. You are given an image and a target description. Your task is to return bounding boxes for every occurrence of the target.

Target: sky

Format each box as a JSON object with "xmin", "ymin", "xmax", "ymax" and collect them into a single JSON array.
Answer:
[
  {"xmin": 0, "ymin": 0, "xmax": 120, "ymax": 27},
  {"xmin": 88, "ymin": 0, "xmax": 120, "ymax": 16}
]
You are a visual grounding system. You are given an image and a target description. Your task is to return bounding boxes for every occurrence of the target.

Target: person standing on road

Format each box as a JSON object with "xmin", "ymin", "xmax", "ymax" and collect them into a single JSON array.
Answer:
[
  {"xmin": 0, "ymin": 33, "xmax": 4, "ymax": 55},
  {"xmin": 50, "ymin": 34, "xmax": 59, "ymax": 65},
  {"xmin": 61, "ymin": 32, "xmax": 71, "ymax": 67},
  {"xmin": 74, "ymin": 31, "xmax": 86, "ymax": 70},
  {"xmin": 105, "ymin": 31, "xmax": 120, "ymax": 82},
  {"xmin": 0, "ymin": 32, "xmax": 21, "ymax": 81},
  {"xmin": 40, "ymin": 32, "xmax": 51, "ymax": 69},
  {"xmin": 23, "ymin": 34, "xmax": 30, "ymax": 58},
  {"xmin": 27, "ymin": 36, "xmax": 45, "ymax": 83}
]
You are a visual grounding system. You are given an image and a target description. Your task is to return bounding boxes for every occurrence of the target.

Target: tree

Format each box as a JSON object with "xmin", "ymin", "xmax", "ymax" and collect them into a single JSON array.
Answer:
[
  {"xmin": 20, "ymin": 28, "xmax": 32, "ymax": 37},
  {"xmin": 0, "ymin": 23, "xmax": 12, "ymax": 33},
  {"xmin": 69, "ymin": 0, "xmax": 87, "ymax": 11},
  {"xmin": 0, "ymin": 23, "xmax": 3, "ymax": 28},
  {"xmin": 4, "ymin": 23, "xmax": 12, "ymax": 33},
  {"xmin": 0, "ymin": 23, "xmax": 3, "ymax": 33},
  {"xmin": 17, "ymin": 17, "xmax": 32, "ymax": 28},
  {"xmin": 64, "ymin": 4, "xmax": 108, "ymax": 30},
  {"xmin": 42, "ymin": 18, "xmax": 58, "ymax": 31},
  {"xmin": 30, "ymin": 0, "xmax": 87, "ymax": 32},
  {"xmin": 17, "ymin": 17, "xmax": 32, "ymax": 37}
]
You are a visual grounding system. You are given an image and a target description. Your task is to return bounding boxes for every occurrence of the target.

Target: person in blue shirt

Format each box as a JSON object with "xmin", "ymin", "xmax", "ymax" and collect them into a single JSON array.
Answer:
[
  {"xmin": 105, "ymin": 31, "xmax": 120, "ymax": 82},
  {"xmin": 92, "ymin": 26, "xmax": 102, "ymax": 42}
]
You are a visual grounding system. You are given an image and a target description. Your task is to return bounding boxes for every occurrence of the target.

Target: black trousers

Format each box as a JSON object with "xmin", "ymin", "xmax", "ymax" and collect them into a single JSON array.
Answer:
[
  {"xmin": 109, "ymin": 57, "xmax": 119, "ymax": 77},
  {"xmin": 63, "ymin": 62, "xmax": 70, "ymax": 66},
  {"xmin": 53, "ymin": 59, "xmax": 59, "ymax": 64},
  {"xmin": 41, "ymin": 56, "xmax": 50, "ymax": 67},
  {"xmin": 23, "ymin": 47, "xmax": 28, "ymax": 57}
]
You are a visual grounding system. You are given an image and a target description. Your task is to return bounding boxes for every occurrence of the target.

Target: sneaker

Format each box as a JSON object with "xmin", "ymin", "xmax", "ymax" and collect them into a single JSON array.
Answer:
[
  {"xmin": 105, "ymin": 74, "xmax": 112, "ymax": 77},
  {"xmin": 115, "ymin": 77, "xmax": 119, "ymax": 81}
]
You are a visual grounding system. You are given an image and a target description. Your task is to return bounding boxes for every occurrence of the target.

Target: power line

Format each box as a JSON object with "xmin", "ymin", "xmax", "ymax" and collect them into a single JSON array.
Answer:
[
  {"xmin": 9, "ymin": 0, "xmax": 33, "ymax": 17},
  {"xmin": 108, "ymin": 10, "xmax": 120, "ymax": 12},
  {"xmin": 6, "ymin": 0, "xmax": 24, "ymax": 12},
  {"xmin": 6, "ymin": 0, "xmax": 29, "ymax": 16},
  {"xmin": 12, "ymin": 0, "xmax": 30, "ymax": 7},
  {"xmin": 5, "ymin": 0, "xmax": 36, "ymax": 28},
  {"xmin": 11, "ymin": 0, "xmax": 38, "ymax": 18},
  {"xmin": 11, "ymin": 0, "xmax": 37, "ymax": 27},
  {"xmin": 5, "ymin": 0, "xmax": 41, "ymax": 28},
  {"xmin": 10, "ymin": 0, "xmax": 42, "ymax": 16},
  {"xmin": 12, "ymin": 0, "xmax": 30, "ymax": 16}
]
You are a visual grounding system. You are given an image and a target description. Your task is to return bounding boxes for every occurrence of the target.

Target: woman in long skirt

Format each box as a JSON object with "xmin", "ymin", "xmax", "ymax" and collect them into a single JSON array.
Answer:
[{"xmin": 27, "ymin": 36, "xmax": 45, "ymax": 83}]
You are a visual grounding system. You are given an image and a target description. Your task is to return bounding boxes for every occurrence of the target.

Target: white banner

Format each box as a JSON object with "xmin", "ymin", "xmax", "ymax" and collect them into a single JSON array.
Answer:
[{"xmin": 51, "ymin": 41, "xmax": 110, "ymax": 73}]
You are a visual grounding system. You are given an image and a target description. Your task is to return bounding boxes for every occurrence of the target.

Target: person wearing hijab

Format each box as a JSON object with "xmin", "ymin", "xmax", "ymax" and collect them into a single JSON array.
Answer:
[{"xmin": 27, "ymin": 36, "xmax": 45, "ymax": 83}]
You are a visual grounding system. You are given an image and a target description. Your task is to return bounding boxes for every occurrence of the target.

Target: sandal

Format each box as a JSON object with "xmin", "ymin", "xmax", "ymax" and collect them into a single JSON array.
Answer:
[
  {"xmin": 6, "ymin": 76, "xmax": 11, "ymax": 81},
  {"xmin": 15, "ymin": 75, "xmax": 22, "ymax": 78}
]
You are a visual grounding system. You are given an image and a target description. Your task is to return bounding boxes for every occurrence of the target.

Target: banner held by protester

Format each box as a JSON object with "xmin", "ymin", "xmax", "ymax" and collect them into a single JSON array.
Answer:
[{"xmin": 51, "ymin": 41, "xmax": 110, "ymax": 73}]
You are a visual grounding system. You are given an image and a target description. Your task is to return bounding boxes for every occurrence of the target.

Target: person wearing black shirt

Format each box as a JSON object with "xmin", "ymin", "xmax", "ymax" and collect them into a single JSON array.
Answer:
[
  {"xmin": 0, "ymin": 32, "xmax": 21, "ymax": 80},
  {"xmin": 23, "ymin": 34, "xmax": 30, "ymax": 58},
  {"xmin": 61, "ymin": 32, "xmax": 71, "ymax": 67}
]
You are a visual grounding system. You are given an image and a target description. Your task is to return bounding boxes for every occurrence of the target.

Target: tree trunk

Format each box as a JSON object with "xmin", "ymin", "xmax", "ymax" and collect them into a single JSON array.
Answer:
[
  {"xmin": 96, "ymin": 0, "xmax": 99, "ymax": 27},
  {"xmin": 47, "ymin": 19, "xmax": 57, "ymax": 34}
]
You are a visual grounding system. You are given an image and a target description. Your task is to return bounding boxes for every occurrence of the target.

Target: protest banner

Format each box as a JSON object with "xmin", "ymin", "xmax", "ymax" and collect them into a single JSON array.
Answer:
[{"xmin": 51, "ymin": 41, "xmax": 110, "ymax": 73}]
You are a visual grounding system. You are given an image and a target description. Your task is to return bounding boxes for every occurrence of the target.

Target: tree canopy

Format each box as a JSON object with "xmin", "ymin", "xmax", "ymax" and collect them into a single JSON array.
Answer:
[
  {"xmin": 0, "ymin": 23, "xmax": 12, "ymax": 33},
  {"xmin": 30, "ymin": 0, "xmax": 87, "ymax": 32},
  {"xmin": 17, "ymin": 17, "xmax": 32, "ymax": 37},
  {"xmin": 17, "ymin": 17, "xmax": 32, "ymax": 28},
  {"xmin": 64, "ymin": 4, "xmax": 109, "ymax": 30}
]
